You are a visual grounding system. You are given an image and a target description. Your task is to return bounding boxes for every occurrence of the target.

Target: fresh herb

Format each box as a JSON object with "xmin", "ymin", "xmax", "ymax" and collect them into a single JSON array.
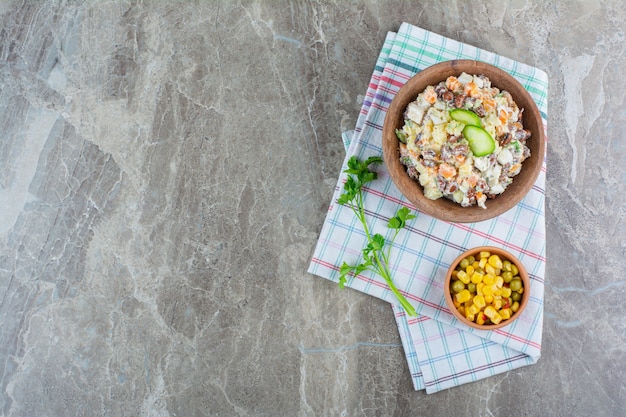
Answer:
[{"xmin": 337, "ymin": 155, "xmax": 417, "ymax": 317}]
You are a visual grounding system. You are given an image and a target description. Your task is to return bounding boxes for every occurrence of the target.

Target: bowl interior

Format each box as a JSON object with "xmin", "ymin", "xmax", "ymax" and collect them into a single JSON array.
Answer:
[
  {"xmin": 443, "ymin": 246, "xmax": 530, "ymax": 330},
  {"xmin": 382, "ymin": 60, "xmax": 545, "ymax": 223}
]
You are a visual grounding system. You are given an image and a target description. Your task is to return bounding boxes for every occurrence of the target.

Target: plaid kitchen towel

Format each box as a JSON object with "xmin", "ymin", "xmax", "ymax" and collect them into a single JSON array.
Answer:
[{"xmin": 308, "ymin": 22, "xmax": 548, "ymax": 393}]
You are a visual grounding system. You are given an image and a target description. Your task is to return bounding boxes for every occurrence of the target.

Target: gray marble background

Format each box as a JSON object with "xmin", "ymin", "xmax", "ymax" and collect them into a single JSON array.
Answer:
[{"xmin": 0, "ymin": 1, "xmax": 624, "ymax": 416}]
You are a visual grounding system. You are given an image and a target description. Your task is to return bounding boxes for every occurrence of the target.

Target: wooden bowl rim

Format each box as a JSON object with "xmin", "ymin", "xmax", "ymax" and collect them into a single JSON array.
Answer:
[
  {"xmin": 382, "ymin": 59, "xmax": 545, "ymax": 223},
  {"xmin": 443, "ymin": 246, "xmax": 530, "ymax": 330}
]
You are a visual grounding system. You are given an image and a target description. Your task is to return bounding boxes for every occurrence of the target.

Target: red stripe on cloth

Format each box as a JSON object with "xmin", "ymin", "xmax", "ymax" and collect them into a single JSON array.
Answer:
[
  {"xmin": 379, "ymin": 75, "xmax": 406, "ymax": 88},
  {"xmin": 494, "ymin": 328, "xmax": 541, "ymax": 350},
  {"xmin": 425, "ymin": 354, "xmax": 529, "ymax": 388}
]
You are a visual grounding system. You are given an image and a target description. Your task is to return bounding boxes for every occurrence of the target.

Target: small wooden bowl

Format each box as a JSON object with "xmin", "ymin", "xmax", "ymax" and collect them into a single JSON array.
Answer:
[
  {"xmin": 382, "ymin": 60, "xmax": 544, "ymax": 223},
  {"xmin": 444, "ymin": 246, "xmax": 530, "ymax": 330}
]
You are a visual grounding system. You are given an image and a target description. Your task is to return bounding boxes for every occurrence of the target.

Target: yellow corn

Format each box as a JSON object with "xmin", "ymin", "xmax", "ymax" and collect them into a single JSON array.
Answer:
[
  {"xmin": 490, "ymin": 313, "xmax": 503, "ymax": 324},
  {"xmin": 488, "ymin": 254, "xmax": 503, "ymax": 269},
  {"xmin": 511, "ymin": 301, "xmax": 520, "ymax": 312},
  {"xmin": 457, "ymin": 270, "xmax": 470, "ymax": 284},
  {"xmin": 483, "ymin": 306, "xmax": 498, "ymax": 319},
  {"xmin": 493, "ymin": 298, "xmax": 503, "ymax": 310},
  {"xmin": 479, "ymin": 257, "xmax": 488, "ymax": 268},
  {"xmin": 484, "ymin": 294, "xmax": 494, "ymax": 304},
  {"xmin": 471, "ymin": 271, "xmax": 484, "ymax": 284},
  {"xmin": 473, "ymin": 294, "xmax": 486, "ymax": 308},
  {"xmin": 467, "ymin": 304, "xmax": 480, "ymax": 315},
  {"xmin": 466, "ymin": 265, "xmax": 475, "ymax": 276},
  {"xmin": 472, "ymin": 261, "xmax": 480, "ymax": 269},
  {"xmin": 501, "ymin": 287, "xmax": 512, "ymax": 298},
  {"xmin": 482, "ymin": 274, "xmax": 495, "ymax": 286},
  {"xmin": 482, "ymin": 284, "xmax": 494, "ymax": 296},
  {"xmin": 496, "ymin": 276, "xmax": 504, "ymax": 288},
  {"xmin": 500, "ymin": 308, "xmax": 512, "ymax": 320},
  {"xmin": 476, "ymin": 282, "xmax": 484, "ymax": 296},
  {"xmin": 465, "ymin": 310, "xmax": 475, "ymax": 322},
  {"xmin": 457, "ymin": 306, "xmax": 465, "ymax": 315},
  {"xmin": 476, "ymin": 313, "xmax": 486, "ymax": 325},
  {"xmin": 485, "ymin": 264, "xmax": 496, "ymax": 275},
  {"xmin": 455, "ymin": 289, "xmax": 471, "ymax": 304},
  {"xmin": 479, "ymin": 251, "xmax": 491, "ymax": 259}
]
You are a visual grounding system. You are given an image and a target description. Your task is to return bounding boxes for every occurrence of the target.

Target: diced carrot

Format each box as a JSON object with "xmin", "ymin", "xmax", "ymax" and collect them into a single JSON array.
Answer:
[
  {"xmin": 446, "ymin": 76, "xmax": 460, "ymax": 92},
  {"xmin": 482, "ymin": 98, "xmax": 495, "ymax": 112},
  {"xmin": 438, "ymin": 163, "xmax": 457, "ymax": 179},
  {"xmin": 499, "ymin": 109, "xmax": 508, "ymax": 124},
  {"xmin": 464, "ymin": 82, "xmax": 479, "ymax": 97},
  {"xmin": 424, "ymin": 86, "xmax": 437, "ymax": 104}
]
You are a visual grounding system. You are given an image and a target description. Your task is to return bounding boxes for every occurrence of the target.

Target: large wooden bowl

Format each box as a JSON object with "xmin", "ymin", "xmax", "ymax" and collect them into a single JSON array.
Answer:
[{"xmin": 382, "ymin": 60, "xmax": 545, "ymax": 223}]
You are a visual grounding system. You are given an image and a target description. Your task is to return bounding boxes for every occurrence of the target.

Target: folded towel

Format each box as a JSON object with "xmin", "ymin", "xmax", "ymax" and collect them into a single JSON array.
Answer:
[{"xmin": 308, "ymin": 23, "xmax": 548, "ymax": 393}]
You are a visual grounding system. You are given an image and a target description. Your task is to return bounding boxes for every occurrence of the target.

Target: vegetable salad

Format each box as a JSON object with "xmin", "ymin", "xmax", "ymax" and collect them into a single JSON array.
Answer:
[{"xmin": 395, "ymin": 72, "xmax": 532, "ymax": 209}]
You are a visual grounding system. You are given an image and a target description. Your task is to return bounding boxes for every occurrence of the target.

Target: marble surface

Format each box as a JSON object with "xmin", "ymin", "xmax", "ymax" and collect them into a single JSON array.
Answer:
[{"xmin": 0, "ymin": 1, "xmax": 624, "ymax": 416}]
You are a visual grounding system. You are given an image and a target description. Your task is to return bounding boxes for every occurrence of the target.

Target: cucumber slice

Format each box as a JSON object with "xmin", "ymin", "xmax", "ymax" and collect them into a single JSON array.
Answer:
[
  {"xmin": 463, "ymin": 125, "xmax": 496, "ymax": 156},
  {"xmin": 449, "ymin": 109, "xmax": 482, "ymax": 127}
]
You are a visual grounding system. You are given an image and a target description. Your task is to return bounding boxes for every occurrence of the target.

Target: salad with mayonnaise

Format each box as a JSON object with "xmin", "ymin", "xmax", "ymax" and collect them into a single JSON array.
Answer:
[{"xmin": 395, "ymin": 72, "xmax": 531, "ymax": 209}]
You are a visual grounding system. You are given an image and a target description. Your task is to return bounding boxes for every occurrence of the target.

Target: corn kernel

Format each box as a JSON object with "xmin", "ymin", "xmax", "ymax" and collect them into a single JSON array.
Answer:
[
  {"xmin": 453, "ymin": 299, "xmax": 461, "ymax": 308},
  {"xmin": 472, "ymin": 261, "xmax": 480, "ymax": 269},
  {"xmin": 466, "ymin": 265, "xmax": 475, "ymax": 276},
  {"xmin": 457, "ymin": 270, "xmax": 470, "ymax": 284},
  {"xmin": 483, "ymin": 274, "xmax": 495, "ymax": 286},
  {"xmin": 465, "ymin": 310, "xmax": 475, "ymax": 322},
  {"xmin": 485, "ymin": 264, "xmax": 496, "ymax": 275},
  {"xmin": 471, "ymin": 271, "xmax": 484, "ymax": 284},
  {"xmin": 490, "ymin": 313, "xmax": 503, "ymax": 324},
  {"xmin": 457, "ymin": 306, "xmax": 465, "ymax": 315},
  {"xmin": 517, "ymin": 287, "xmax": 524, "ymax": 294},
  {"xmin": 494, "ymin": 288, "xmax": 503, "ymax": 296},
  {"xmin": 482, "ymin": 284, "xmax": 494, "ymax": 296},
  {"xmin": 496, "ymin": 276, "xmax": 504, "ymax": 288},
  {"xmin": 494, "ymin": 268, "xmax": 502, "ymax": 276},
  {"xmin": 455, "ymin": 289, "xmax": 471, "ymax": 303},
  {"xmin": 501, "ymin": 287, "xmax": 512, "ymax": 298},
  {"xmin": 511, "ymin": 301, "xmax": 520, "ymax": 312},
  {"xmin": 484, "ymin": 294, "xmax": 494, "ymax": 304},
  {"xmin": 476, "ymin": 313, "xmax": 486, "ymax": 325},
  {"xmin": 465, "ymin": 300, "xmax": 473, "ymax": 308},
  {"xmin": 467, "ymin": 304, "xmax": 480, "ymax": 315},
  {"xmin": 476, "ymin": 282, "xmax": 484, "ymax": 296},
  {"xmin": 493, "ymin": 299, "xmax": 503, "ymax": 310},
  {"xmin": 484, "ymin": 306, "xmax": 498, "ymax": 319},
  {"xmin": 451, "ymin": 270, "xmax": 459, "ymax": 279},
  {"xmin": 479, "ymin": 251, "xmax": 491, "ymax": 259},
  {"xmin": 473, "ymin": 294, "xmax": 486, "ymax": 308},
  {"xmin": 488, "ymin": 254, "xmax": 503, "ymax": 269},
  {"xmin": 479, "ymin": 257, "xmax": 488, "ymax": 268},
  {"xmin": 500, "ymin": 308, "xmax": 512, "ymax": 320}
]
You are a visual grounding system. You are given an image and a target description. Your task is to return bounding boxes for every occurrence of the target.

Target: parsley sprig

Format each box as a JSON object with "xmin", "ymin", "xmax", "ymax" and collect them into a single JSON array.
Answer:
[{"xmin": 337, "ymin": 156, "xmax": 417, "ymax": 317}]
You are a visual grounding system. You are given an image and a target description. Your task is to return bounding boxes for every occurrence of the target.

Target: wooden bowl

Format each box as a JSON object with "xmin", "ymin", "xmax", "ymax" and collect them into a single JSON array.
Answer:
[
  {"xmin": 444, "ymin": 246, "xmax": 530, "ymax": 330},
  {"xmin": 382, "ymin": 60, "xmax": 544, "ymax": 223}
]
